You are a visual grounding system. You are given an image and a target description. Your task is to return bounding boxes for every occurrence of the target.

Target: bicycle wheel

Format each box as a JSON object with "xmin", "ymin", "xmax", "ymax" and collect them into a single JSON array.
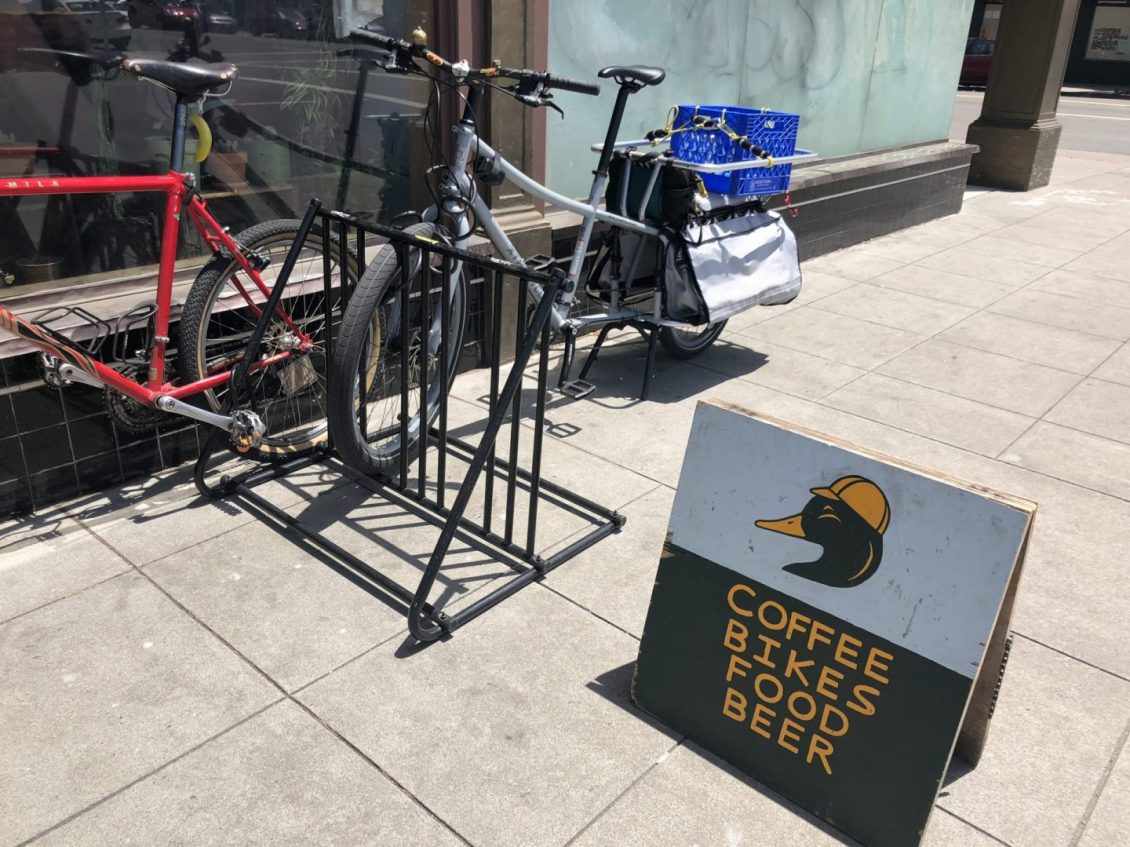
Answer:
[
  {"xmin": 328, "ymin": 222, "xmax": 467, "ymax": 476},
  {"xmin": 658, "ymin": 320, "xmax": 727, "ymax": 359},
  {"xmin": 178, "ymin": 218, "xmax": 362, "ymax": 461}
]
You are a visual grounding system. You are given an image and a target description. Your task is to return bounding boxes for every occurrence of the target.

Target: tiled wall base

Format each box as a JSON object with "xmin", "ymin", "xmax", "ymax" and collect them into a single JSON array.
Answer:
[{"xmin": 0, "ymin": 352, "xmax": 205, "ymax": 516}]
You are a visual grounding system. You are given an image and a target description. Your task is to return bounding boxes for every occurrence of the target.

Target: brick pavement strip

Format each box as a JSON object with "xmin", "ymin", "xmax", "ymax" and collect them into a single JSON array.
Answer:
[{"xmin": 2, "ymin": 149, "xmax": 1130, "ymax": 845}]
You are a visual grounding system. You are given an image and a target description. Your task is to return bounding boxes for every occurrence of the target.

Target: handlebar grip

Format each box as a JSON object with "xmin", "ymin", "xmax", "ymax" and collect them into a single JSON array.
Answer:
[
  {"xmin": 544, "ymin": 74, "xmax": 600, "ymax": 96},
  {"xmin": 348, "ymin": 28, "xmax": 403, "ymax": 51}
]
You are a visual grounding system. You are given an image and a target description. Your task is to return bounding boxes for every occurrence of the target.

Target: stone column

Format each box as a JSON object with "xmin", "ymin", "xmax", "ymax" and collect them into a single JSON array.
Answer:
[
  {"xmin": 965, "ymin": 0, "xmax": 1082, "ymax": 190},
  {"xmin": 481, "ymin": 0, "xmax": 552, "ymax": 362}
]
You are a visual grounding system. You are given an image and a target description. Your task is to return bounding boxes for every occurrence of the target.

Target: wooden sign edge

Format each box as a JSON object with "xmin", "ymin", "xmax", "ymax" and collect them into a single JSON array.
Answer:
[{"xmin": 702, "ymin": 399, "xmax": 1039, "ymax": 515}]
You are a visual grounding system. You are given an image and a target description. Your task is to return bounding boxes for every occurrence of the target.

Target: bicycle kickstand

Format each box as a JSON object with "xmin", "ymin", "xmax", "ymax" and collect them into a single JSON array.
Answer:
[{"xmin": 557, "ymin": 323, "xmax": 596, "ymax": 400}]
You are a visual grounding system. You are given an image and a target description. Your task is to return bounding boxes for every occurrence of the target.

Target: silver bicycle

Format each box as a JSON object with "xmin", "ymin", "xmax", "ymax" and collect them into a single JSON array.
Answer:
[{"xmin": 327, "ymin": 27, "xmax": 812, "ymax": 475}]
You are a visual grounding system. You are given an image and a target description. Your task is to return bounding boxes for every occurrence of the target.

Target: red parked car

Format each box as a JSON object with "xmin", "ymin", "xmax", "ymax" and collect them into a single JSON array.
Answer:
[{"xmin": 960, "ymin": 38, "xmax": 995, "ymax": 87}]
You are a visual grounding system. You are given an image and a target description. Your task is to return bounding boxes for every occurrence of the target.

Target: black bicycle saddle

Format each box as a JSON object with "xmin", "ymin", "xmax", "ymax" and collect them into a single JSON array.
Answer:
[
  {"xmin": 122, "ymin": 59, "xmax": 237, "ymax": 98},
  {"xmin": 598, "ymin": 66, "xmax": 666, "ymax": 88}
]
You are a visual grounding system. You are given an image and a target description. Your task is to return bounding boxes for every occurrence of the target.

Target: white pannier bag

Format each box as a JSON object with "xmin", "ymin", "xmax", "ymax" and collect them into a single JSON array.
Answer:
[{"xmin": 663, "ymin": 200, "xmax": 802, "ymax": 324}]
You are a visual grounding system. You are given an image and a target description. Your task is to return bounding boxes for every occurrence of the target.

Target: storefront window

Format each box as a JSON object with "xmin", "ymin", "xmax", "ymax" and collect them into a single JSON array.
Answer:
[
  {"xmin": 547, "ymin": 0, "xmax": 977, "ymax": 200},
  {"xmin": 0, "ymin": 0, "xmax": 434, "ymax": 295},
  {"xmin": 1086, "ymin": 1, "xmax": 1130, "ymax": 60}
]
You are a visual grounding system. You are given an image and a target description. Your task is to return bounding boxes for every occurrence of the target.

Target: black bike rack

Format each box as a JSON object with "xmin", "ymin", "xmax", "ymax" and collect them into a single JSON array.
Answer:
[{"xmin": 193, "ymin": 199, "xmax": 624, "ymax": 643}]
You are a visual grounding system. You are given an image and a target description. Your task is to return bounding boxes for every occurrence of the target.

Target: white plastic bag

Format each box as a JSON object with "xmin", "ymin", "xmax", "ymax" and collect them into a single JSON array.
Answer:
[{"xmin": 664, "ymin": 203, "xmax": 802, "ymax": 324}]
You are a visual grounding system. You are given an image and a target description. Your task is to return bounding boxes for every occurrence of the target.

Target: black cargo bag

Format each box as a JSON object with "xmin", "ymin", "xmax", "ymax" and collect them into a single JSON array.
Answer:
[{"xmin": 606, "ymin": 155, "xmax": 697, "ymax": 229}]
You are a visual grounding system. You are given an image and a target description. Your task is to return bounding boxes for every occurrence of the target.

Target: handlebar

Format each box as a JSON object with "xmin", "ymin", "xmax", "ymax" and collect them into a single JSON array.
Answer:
[
  {"xmin": 348, "ymin": 28, "xmax": 600, "ymax": 98},
  {"xmin": 542, "ymin": 74, "xmax": 601, "ymax": 97}
]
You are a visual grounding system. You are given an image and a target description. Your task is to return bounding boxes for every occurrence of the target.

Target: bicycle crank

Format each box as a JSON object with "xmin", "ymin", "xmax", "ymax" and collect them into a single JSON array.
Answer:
[{"xmin": 153, "ymin": 395, "xmax": 265, "ymax": 450}]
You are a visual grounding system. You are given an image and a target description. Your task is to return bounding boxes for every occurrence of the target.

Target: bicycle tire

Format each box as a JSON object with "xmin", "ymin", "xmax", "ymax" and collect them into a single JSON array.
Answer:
[
  {"xmin": 178, "ymin": 218, "xmax": 361, "ymax": 461},
  {"xmin": 658, "ymin": 321, "xmax": 727, "ymax": 359},
  {"xmin": 328, "ymin": 222, "xmax": 468, "ymax": 476}
]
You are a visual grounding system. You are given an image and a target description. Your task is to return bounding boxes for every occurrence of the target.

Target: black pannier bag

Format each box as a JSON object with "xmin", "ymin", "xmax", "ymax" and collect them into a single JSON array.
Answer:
[
  {"xmin": 606, "ymin": 156, "xmax": 697, "ymax": 229},
  {"xmin": 662, "ymin": 197, "xmax": 802, "ymax": 324}
]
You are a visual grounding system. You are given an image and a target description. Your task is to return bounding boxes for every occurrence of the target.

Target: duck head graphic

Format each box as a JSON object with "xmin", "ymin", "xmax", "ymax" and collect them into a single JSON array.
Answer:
[{"xmin": 755, "ymin": 475, "xmax": 891, "ymax": 588}]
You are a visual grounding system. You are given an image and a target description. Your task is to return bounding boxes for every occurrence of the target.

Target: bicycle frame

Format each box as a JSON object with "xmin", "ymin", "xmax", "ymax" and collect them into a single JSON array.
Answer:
[
  {"xmin": 428, "ymin": 87, "xmax": 663, "ymax": 334},
  {"xmin": 0, "ymin": 171, "xmax": 309, "ymax": 417}
]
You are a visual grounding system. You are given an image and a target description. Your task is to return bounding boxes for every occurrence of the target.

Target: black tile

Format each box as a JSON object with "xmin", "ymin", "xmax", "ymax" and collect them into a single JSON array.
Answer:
[
  {"xmin": 113, "ymin": 419, "xmax": 161, "ymax": 447},
  {"xmin": 63, "ymin": 387, "xmax": 109, "ymax": 420},
  {"xmin": 0, "ymin": 478, "xmax": 33, "ymax": 517},
  {"xmin": 68, "ymin": 414, "xmax": 118, "ymax": 460},
  {"xmin": 118, "ymin": 439, "xmax": 162, "ymax": 479},
  {"xmin": 158, "ymin": 427, "xmax": 200, "ymax": 469},
  {"xmin": 0, "ymin": 393, "xmax": 16, "ymax": 439},
  {"xmin": 0, "ymin": 435, "xmax": 26, "ymax": 484},
  {"xmin": 75, "ymin": 453, "xmax": 124, "ymax": 495},
  {"xmin": 3, "ymin": 352, "xmax": 40, "ymax": 386},
  {"xmin": 20, "ymin": 425, "xmax": 75, "ymax": 474},
  {"xmin": 11, "ymin": 384, "xmax": 67, "ymax": 433},
  {"xmin": 28, "ymin": 465, "xmax": 79, "ymax": 510}
]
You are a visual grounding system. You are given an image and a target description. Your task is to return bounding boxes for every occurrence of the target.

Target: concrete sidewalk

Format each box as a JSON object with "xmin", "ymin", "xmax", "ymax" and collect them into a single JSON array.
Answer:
[{"xmin": 3, "ymin": 149, "xmax": 1130, "ymax": 847}]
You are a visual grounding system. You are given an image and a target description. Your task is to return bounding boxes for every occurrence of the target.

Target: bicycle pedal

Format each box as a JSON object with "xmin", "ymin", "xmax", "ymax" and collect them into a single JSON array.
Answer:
[{"xmin": 558, "ymin": 379, "xmax": 596, "ymax": 400}]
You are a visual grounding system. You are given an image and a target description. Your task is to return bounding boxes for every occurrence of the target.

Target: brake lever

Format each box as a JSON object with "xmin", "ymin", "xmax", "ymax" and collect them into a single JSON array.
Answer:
[{"xmin": 516, "ymin": 92, "xmax": 564, "ymax": 118}]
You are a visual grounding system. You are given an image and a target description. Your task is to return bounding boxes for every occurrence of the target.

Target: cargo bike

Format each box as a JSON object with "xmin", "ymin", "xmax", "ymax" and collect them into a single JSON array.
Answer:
[{"xmin": 326, "ymin": 27, "xmax": 817, "ymax": 476}]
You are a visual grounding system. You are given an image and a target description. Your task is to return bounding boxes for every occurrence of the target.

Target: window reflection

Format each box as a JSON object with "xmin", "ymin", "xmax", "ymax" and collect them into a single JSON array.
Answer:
[{"xmin": 0, "ymin": 0, "xmax": 434, "ymax": 292}]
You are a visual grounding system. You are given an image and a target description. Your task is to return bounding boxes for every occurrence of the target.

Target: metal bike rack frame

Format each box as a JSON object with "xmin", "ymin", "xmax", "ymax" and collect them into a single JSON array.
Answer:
[{"xmin": 194, "ymin": 199, "xmax": 624, "ymax": 643}]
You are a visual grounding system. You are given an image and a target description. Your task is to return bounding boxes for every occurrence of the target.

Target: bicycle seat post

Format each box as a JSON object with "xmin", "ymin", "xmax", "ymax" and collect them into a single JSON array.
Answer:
[
  {"xmin": 595, "ymin": 85, "xmax": 635, "ymax": 179},
  {"xmin": 169, "ymin": 95, "xmax": 191, "ymax": 175}
]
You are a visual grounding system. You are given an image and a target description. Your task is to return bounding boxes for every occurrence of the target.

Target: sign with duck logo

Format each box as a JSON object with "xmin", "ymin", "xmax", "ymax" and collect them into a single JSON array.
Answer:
[
  {"xmin": 756, "ymin": 475, "xmax": 891, "ymax": 587},
  {"xmin": 632, "ymin": 401, "xmax": 1035, "ymax": 847}
]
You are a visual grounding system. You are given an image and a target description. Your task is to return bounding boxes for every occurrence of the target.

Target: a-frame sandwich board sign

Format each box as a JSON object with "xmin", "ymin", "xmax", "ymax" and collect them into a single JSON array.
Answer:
[{"xmin": 633, "ymin": 401, "xmax": 1035, "ymax": 847}]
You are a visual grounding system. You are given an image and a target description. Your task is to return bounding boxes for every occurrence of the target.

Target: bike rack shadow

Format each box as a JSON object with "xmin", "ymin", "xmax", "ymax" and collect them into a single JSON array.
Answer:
[{"xmin": 192, "ymin": 200, "xmax": 624, "ymax": 643}]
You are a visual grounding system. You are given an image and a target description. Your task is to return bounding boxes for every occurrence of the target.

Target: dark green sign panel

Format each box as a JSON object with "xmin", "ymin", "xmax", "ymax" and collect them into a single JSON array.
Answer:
[{"xmin": 633, "ymin": 402, "xmax": 1034, "ymax": 847}]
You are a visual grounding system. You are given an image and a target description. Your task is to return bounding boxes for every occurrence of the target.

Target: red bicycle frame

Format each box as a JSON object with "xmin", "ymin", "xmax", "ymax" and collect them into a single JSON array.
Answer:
[{"xmin": 0, "ymin": 170, "xmax": 310, "ymax": 407}]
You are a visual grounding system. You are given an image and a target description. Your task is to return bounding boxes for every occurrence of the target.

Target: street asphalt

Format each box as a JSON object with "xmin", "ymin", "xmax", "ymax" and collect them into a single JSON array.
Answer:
[{"xmin": 952, "ymin": 89, "xmax": 1130, "ymax": 156}]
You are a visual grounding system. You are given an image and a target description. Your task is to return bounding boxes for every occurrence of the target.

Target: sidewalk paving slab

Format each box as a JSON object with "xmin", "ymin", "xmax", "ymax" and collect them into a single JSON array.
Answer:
[
  {"xmin": 1045, "ymin": 377, "xmax": 1130, "ymax": 443},
  {"xmin": 31, "ymin": 700, "xmax": 467, "ymax": 847},
  {"xmin": 871, "ymin": 263, "xmax": 1015, "ymax": 308},
  {"xmin": 1003, "ymin": 420, "xmax": 1130, "ymax": 500},
  {"xmin": 936, "ymin": 638, "xmax": 1129, "ymax": 847},
  {"xmin": 1078, "ymin": 727, "xmax": 1130, "ymax": 847},
  {"xmin": 938, "ymin": 311, "xmax": 1120, "ymax": 374},
  {"xmin": 741, "ymin": 307, "xmax": 925, "ymax": 371},
  {"xmin": 0, "ymin": 571, "xmax": 279, "ymax": 846},
  {"xmin": 544, "ymin": 483, "xmax": 672, "ymax": 638},
  {"xmin": 1094, "ymin": 343, "xmax": 1130, "ymax": 385},
  {"xmin": 0, "ymin": 511, "xmax": 129, "ymax": 622},
  {"xmin": 960, "ymin": 232, "xmax": 1087, "ymax": 268},
  {"xmin": 570, "ymin": 741, "xmax": 1006, "ymax": 847},
  {"xmin": 987, "ymin": 288, "xmax": 1130, "ymax": 341},
  {"xmin": 298, "ymin": 584, "xmax": 677, "ymax": 847},
  {"xmin": 821, "ymin": 372, "xmax": 1035, "ymax": 457},
  {"xmin": 875, "ymin": 338, "xmax": 1083, "ymax": 418},
  {"xmin": 809, "ymin": 283, "xmax": 977, "ymax": 335},
  {"xmin": 1029, "ymin": 269, "xmax": 1130, "ymax": 309}
]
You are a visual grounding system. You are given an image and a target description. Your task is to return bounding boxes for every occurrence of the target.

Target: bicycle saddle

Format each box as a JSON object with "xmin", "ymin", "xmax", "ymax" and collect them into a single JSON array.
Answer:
[
  {"xmin": 598, "ymin": 66, "xmax": 666, "ymax": 88},
  {"xmin": 122, "ymin": 59, "xmax": 237, "ymax": 98}
]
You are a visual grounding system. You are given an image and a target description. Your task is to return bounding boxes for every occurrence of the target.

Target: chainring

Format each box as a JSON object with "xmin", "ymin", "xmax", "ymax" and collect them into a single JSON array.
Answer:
[{"xmin": 104, "ymin": 367, "xmax": 166, "ymax": 433}]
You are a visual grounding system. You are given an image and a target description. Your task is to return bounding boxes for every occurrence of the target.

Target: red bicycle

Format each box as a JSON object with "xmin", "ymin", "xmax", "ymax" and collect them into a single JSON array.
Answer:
[{"xmin": 0, "ymin": 53, "xmax": 361, "ymax": 460}]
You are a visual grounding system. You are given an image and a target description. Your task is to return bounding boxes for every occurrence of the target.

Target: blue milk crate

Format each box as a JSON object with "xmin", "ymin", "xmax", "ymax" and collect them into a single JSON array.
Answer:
[{"xmin": 669, "ymin": 105, "xmax": 800, "ymax": 196}]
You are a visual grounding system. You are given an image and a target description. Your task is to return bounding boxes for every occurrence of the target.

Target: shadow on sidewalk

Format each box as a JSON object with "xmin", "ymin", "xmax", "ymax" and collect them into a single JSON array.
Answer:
[{"xmin": 586, "ymin": 661, "xmax": 862, "ymax": 846}]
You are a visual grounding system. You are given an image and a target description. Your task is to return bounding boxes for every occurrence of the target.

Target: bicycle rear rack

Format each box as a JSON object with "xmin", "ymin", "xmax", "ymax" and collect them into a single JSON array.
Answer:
[{"xmin": 193, "ymin": 199, "xmax": 623, "ymax": 643}]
